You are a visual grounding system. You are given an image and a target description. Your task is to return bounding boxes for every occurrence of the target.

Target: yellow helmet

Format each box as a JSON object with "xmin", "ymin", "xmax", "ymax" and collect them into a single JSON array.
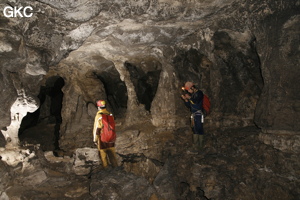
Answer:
[{"xmin": 96, "ymin": 100, "xmax": 106, "ymax": 108}]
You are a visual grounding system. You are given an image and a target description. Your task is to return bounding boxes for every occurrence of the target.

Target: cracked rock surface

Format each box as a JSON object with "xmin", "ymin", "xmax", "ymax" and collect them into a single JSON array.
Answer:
[{"xmin": 1, "ymin": 126, "xmax": 299, "ymax": 199}]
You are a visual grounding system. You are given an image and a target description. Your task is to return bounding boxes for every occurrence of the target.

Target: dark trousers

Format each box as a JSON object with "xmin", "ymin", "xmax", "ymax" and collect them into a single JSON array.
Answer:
[
  {"xmin": 192, "ymin": 112, "xmax": 204, "ymax": 135},
  {"xmin": 192, "ymin": 112, "xmax": 204, "ymax": 149}
]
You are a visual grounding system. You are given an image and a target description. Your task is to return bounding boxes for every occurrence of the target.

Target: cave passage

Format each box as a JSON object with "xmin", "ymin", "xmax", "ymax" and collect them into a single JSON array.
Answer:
[{"xmin": 19, "ymin": 76, "xmax": 65, "ymax": 151}]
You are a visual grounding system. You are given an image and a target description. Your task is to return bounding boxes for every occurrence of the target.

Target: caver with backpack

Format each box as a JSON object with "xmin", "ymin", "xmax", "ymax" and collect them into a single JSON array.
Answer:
[
  {"xmin": 181, "ymin": 82, "xmax": 210, "ymax": 151},
  {"xmin": 93, "ymin": 100, "xmax": 118, "ymax": 168}
]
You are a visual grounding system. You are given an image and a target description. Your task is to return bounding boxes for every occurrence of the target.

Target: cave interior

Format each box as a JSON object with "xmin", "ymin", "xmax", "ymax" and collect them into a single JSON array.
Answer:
[{"xmin": 0, "ymin": 0, "xmax": 299, "ymax": 199}]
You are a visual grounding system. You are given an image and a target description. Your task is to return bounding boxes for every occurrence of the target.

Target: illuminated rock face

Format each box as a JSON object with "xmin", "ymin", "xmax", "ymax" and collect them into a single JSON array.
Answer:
[{"xmin": 1, "ymin": 89, "xmax": 38, "ymax": 149}]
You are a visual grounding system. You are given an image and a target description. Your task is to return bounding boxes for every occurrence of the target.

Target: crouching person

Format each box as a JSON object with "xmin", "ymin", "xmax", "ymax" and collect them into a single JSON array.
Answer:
[{"xmin": 93, "ymin": 100, "xmax": 118, "ymax": 169}]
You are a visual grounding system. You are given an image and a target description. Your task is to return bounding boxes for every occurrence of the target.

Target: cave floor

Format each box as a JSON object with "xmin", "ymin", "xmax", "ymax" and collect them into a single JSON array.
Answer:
[{"xmin": 2, "ymin": 126, "xmax": 300, "ymax": 199}]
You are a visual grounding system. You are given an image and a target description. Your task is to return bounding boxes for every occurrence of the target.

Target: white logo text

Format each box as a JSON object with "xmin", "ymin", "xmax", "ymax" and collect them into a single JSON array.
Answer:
[{"xmin": 3, "ymin": 6, "xmax": 33, "ymax": 18}]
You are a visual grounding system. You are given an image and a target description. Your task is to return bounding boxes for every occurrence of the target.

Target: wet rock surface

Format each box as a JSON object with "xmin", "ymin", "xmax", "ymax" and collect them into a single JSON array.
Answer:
[{"xmin": 1, "ymin": 126, "xmax": 299, "ymax": 199}]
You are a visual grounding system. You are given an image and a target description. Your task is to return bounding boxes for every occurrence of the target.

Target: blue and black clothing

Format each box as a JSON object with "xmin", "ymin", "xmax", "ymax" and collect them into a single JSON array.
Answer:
[{"xmin": 184, "ymin": 90, "xmax": 204, "ymax": 135}]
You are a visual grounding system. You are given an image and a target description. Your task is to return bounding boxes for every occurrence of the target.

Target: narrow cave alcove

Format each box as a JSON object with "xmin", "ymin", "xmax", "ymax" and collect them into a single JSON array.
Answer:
[
  {"xmin": 19, "ymin": 76, "xmax": 65, "ymax": 151},
  {"xmin": 124, "ymin": 61, "xmax": 162, "ymax": 111},
  {"xmin": 95, "ymin": 66, "xmax": 128, "ymax": 118}
]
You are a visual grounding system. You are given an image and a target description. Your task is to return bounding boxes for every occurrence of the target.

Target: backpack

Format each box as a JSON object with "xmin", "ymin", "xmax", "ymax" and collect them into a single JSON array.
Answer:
[
  {"xmin": 100, "ymin": 113, "xmax": 116, "ymax": 143},
  {"xmin": 203, "ymin": 94, "xmax": 211, "ymax": 115}
]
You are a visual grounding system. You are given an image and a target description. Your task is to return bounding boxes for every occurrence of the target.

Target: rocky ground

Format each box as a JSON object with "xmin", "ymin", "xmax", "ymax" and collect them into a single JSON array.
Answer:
[{"xmin": 0, "ymin": 125, "xmax": 299, "ymax": 200}]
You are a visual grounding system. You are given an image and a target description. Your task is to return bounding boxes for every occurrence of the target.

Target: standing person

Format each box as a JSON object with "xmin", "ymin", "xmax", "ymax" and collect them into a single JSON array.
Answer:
[
  {"xmin": 181, "ymin": 82, "xmax": 205, "ymax": 151},
  {"xmin": 93, "ymin": 100, "xmax": 118, "ymax": 168}
]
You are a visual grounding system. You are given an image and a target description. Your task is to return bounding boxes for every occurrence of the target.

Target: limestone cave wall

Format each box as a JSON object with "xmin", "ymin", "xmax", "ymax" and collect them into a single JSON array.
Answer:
[
  {"xmin": 0, "ymin": 0, "xmax": 299, "ymax": 199},
  {"xmin": 0, "ymin": 0, "xmax": 299, "ymax": 152}
]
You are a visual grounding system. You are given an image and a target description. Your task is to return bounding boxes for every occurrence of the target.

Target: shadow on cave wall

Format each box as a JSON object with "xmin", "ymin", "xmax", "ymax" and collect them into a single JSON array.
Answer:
[
  {"xmin": 0, "ymin": 131, "xmax": 5, "ymax": 147},
  {"xmin": 19, "ymin": 76, "xmax": 64, "ymax": 151},
  {"xmin": 173, "ymin": 48, "xmax": 212, "ymax": 102},
  {"xmin": 173, "ymin": 35, "xmax": 263, "ymax": 125},
  {"xmin": 173, "ymin": 48, "xmax": 204, "ymax": 84},
  {"xmin": 212, "ymin": 30, "xmax": 263, "ymax": 115}
]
